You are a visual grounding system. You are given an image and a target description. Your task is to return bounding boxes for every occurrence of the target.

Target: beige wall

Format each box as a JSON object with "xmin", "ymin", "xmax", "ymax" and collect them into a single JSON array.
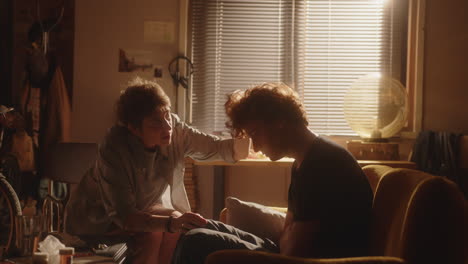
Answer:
[
  {"xmin": 422, "ymin": 0, "xmax": 468, "ymax": 133},
  {"xmin": 225, "ymin": 166, "xmax": 290, "ymax": 208},
  {"xmin": 72, "ymin": 0, "xmax": 180, "ymax": 142}
]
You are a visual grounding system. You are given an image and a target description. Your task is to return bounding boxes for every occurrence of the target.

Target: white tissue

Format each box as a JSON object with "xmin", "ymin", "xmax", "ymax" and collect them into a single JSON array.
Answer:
[{"xmin": 38, "ymin": 235, "xmax": 66, "ymax": 264}]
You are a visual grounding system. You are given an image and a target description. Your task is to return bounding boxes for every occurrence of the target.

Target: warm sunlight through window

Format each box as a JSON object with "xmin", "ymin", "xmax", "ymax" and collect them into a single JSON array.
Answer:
[
  {"xmin": 296, "ymin": 0, "xmax": 406, "ymax": 135},
  {"xmin": 190, "ymin": 0, "xmax": 408, "ymax": 136}
]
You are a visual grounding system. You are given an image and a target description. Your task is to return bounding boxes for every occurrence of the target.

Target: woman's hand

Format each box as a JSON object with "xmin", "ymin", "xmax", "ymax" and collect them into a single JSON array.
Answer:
[{"xmin": 170, "ymin": 212, "xmax": 208, "ymax": 233}]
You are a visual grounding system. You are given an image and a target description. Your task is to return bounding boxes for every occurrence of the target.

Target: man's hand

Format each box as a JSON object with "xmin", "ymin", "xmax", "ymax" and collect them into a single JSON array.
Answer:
[{"xmin": 171, "ymin": 212, "xmax": 208, "ymax": 233}]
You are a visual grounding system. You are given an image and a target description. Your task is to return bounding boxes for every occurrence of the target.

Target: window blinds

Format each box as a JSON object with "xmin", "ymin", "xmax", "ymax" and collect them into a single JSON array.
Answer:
[
  {"xmin": 191, "ymin": 0, "xmax": 406, "ymax": 135},
  {"xmin": 191, "ymin": 0, "xmax": 294, "ymax": 133},
  {"xmin": 296, "ymin": 0, "xmax": 405, "ymax": 135}
]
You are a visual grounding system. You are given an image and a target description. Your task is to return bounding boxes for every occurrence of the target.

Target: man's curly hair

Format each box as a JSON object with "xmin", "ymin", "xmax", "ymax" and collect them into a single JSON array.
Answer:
[
  {"xmin": 116, "ymin": 77, "xmax": 171, "ymax": 128},
  {"xmin": 225, "ymin": 82, "xmax": 308, "ymax": 138}
]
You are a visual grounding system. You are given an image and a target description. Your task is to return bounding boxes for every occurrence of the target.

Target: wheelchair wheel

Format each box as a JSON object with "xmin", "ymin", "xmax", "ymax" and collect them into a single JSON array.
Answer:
[
  {"xmin": 0, "ymin": 174, "xmax": 22, "ymax": 257},
  {"xmin": 0, "ymin": 154, "xmax": 22, "ymax": 198}
]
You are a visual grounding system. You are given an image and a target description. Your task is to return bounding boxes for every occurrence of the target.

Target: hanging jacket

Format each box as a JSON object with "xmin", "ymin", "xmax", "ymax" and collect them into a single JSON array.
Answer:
[{"xmin": 411, "ymin": 130, "xmax": 462, "ymax": 185}]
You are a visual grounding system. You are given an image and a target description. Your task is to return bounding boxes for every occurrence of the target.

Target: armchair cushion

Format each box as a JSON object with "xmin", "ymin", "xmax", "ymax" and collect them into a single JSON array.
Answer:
[
  {"xmin": 206, "ymin": 250, "xmax": 405, "ymax": 264},
  {"xmin": 225, "ymin": 197, "xmax": 286, "ymax": 243},
  {"xmin": 210, "ymin": 167, "xmax": 467, "ymax": 264}
]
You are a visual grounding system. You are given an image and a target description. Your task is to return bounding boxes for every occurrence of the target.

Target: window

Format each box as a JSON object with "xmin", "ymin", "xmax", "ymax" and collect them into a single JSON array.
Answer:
[{"xmin": 190, "ymin": 0, "xmax": 409, "ymax": 136}]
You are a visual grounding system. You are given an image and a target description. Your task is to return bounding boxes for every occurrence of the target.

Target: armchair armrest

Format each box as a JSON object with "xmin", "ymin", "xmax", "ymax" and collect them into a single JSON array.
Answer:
[{"xmin": 206, "ymin": 250, "xmax": 405, "ymax": 264}]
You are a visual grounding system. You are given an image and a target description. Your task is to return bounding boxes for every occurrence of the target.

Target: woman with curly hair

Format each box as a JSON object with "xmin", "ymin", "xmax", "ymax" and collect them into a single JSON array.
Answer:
[{"xmin": 173, "ymin": 82, "xmax": 373, "ymax": 263}]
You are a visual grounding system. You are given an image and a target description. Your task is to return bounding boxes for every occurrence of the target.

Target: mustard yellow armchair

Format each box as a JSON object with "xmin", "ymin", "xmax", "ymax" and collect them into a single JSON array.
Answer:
[{"xmin": 207, "ymin": 165, "xmax": 467, "ymax": 264}]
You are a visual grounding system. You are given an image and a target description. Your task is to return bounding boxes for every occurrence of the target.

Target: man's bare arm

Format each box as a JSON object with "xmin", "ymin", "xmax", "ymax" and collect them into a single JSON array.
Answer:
[
  {"xmin": 147, "ymin": 203, "xmax": 182, "ymax": 217},
  {"xmin": 123, "ymin": 204, "xmax": 207, "ymax": 233},
  {"xmin": 279, "ymin": 211, "xmax": 321, "ymax": 257}
]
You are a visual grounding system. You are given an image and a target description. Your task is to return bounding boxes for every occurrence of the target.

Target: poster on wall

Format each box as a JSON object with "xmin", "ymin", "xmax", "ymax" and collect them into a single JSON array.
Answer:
[{"xmin": 118, "ymin": 49, "xmax": 154, "ymax": 73}]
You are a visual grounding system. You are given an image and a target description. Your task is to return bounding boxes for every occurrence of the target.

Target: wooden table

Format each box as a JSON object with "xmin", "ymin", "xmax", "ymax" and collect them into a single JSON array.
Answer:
[{"xmin": 5, "ymin": 255, "xmax": 116, "ymax": 264}]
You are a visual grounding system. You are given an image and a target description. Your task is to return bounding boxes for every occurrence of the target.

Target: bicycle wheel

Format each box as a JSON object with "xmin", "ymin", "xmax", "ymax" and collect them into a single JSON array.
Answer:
[{"xmin": 0, "ymin": 174, "xmax": 22, "ymax": 257}]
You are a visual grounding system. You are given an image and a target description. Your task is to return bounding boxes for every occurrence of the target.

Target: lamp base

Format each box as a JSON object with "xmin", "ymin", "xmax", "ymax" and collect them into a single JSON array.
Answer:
[
  {"xmin": 347, "ymin": 140, "xmax": 399, "ymax": 160},
  {"xmin": 361, "ymin": 137, "xmax": 389, "ymax": 143}
]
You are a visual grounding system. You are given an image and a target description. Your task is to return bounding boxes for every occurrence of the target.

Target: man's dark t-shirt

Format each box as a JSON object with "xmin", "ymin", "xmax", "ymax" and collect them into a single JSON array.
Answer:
[{"xmin": 288, "ymin": 136, "xmax": 373, "ymax": 258}]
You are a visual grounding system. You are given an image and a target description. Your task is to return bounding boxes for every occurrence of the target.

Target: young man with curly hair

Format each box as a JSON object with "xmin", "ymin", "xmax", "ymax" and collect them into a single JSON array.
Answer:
[
  {"xmin": 172, "ymin": 82, "xmax": 373, "ymax": 263},
  {"xmin": 65, "ymin": 78, "xmax": 248, "ymax": 263}
]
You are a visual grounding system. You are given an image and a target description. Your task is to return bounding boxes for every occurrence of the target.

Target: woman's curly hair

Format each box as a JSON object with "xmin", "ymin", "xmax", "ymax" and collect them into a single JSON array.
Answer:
[
  {"xmin": 225, "ymin": 82, "xmax": 308, "ymax": 138},
  {"xmin": 116, "ymin": 77, "xmax": 171, "ymax": 128}
]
